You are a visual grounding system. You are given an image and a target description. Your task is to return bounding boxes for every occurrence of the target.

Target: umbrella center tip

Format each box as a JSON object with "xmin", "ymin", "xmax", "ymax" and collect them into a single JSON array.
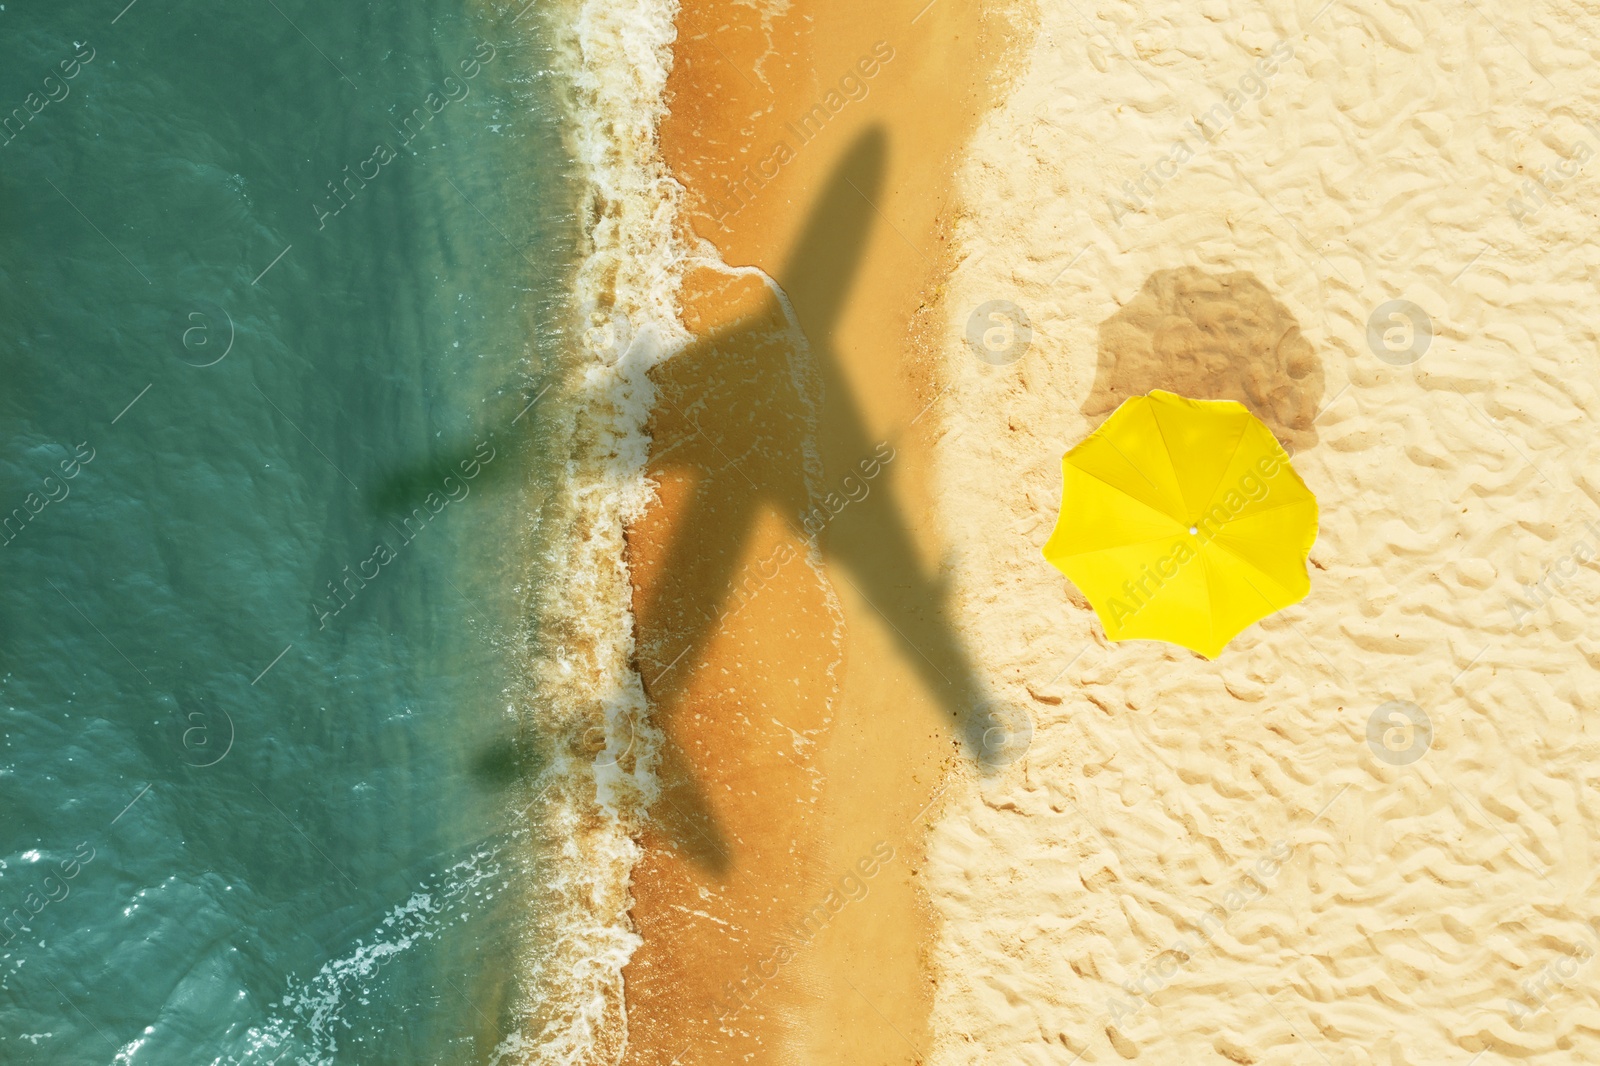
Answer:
[{"xmin": 1188, "ymin": 525, "xmax": 1198, "ymax": 535}]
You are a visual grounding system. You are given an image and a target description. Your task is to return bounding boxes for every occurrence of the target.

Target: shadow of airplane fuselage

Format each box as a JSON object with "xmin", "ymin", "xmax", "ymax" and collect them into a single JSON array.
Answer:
[{"xmin": 632, "ymin": 126, "xmax": 1016, "ymax": 868}]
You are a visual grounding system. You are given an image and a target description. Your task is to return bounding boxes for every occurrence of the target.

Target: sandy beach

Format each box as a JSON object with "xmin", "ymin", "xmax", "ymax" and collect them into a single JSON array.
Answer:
[
  {"xmin": 923, "ymin": 0, "xmax": 1600, "ymax": 1062},
  {"xmin": 617, "ymin": 0, "xmax": 1012, "ymax": 1062},
  {"xmin": 598, "ymin": 0, "xmax": 1600, "ymax": 1062}
]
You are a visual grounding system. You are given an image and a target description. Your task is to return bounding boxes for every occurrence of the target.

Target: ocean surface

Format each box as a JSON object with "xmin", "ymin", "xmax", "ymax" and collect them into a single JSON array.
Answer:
[{"xmin": 0, "ymin": 1, "xmax": 581, "ymax": 1061}]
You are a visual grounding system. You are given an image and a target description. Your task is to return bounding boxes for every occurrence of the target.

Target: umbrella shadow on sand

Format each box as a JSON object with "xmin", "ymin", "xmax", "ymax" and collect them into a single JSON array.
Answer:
[
  {"xmin": 630, "ymin": 126, "xmax": 1021, "ymax": 870},
  {"xmin": 1048, "ymin": 269, "xmax": 1325, "ymax": 634},
  {"xmin": 1085, "ymin": 267, "xmax": 1325, "ymax": 453}
]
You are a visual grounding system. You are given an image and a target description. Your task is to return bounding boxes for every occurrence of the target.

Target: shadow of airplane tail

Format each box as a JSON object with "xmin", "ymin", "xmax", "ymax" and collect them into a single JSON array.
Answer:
[{"xmin": 775, "ymin": 127, "xmax": 1024, "ymax": 771}]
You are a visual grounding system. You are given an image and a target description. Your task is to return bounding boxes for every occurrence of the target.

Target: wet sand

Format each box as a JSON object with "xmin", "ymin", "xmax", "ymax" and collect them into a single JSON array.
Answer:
[
  {"xmin": 620, "ymin": 0, "xmax": 1014, "ymax": 1061},
  {"xmin": 578, "ymin": 0, "xmax": 1600, "ymax": 1061}
]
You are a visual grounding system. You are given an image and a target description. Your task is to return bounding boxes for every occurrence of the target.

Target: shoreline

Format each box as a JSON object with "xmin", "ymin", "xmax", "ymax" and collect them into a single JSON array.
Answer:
[
  {"xmin": 500, "ymin": 0, "xmax": 685, "ymax": 1060},
  {"xmin": 526, "ymin": 0, "xmax": 1600, "ymax": 1061}
]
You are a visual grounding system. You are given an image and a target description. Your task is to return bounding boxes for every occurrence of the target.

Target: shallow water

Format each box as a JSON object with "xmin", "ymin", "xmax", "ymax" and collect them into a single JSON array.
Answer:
[{"xmin": 0, "ymin": 1, "xmax": 576, "ymax": 1061}]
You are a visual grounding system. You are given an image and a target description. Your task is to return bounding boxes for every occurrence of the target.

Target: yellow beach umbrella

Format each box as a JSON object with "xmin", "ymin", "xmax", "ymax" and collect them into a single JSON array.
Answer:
[{"xmin": 1042, "ymin": 390, "xmax": 1318, "ymax": 659}]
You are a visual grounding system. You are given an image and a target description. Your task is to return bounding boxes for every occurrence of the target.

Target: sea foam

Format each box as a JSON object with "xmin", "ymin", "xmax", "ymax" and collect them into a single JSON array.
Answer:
[{"xmin": 492, "ymin": 0, "xmax": 691, "ymax": 1060}]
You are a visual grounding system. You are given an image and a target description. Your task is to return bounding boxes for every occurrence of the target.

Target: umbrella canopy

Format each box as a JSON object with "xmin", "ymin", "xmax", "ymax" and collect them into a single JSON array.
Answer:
[{"xmin": 1042, "ymin": 390, "xmax": 1318, "ymax": 659}]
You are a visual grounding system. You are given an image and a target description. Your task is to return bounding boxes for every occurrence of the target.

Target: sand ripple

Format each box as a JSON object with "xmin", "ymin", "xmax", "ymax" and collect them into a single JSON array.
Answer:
[{"xmin": 929, "ymin": 0, "xmax": 1600, "ymax": 1061}]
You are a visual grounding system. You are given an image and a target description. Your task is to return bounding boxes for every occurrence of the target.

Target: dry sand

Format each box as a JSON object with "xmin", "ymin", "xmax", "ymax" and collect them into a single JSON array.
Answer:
[{"xmin": 925, "ymin": 0, "xmax": 1600, "ymax": 1063}]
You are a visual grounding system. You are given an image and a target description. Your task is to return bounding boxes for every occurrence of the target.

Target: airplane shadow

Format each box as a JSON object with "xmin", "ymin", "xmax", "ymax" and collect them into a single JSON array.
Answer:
[{"xmin": 631, "ymin": 126, "xmax": 1020, "ymax": 870}]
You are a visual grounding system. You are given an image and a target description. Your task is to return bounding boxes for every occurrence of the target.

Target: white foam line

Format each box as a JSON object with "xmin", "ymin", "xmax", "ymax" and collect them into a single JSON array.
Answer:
[{"xmin": 510, "ymin": 0, "xmax": 697, "ymax": 1058}]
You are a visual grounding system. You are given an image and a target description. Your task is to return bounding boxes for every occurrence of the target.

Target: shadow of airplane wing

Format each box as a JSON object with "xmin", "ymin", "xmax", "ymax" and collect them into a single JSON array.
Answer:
[
  {"xmin": 631, "ymin": 125, "xmax": 1024, "ymax": 873},
  {"xmin": 775, "ymin": 127, "xmax": 1009, "ymax": 767},
  {"xmin": 631, "ymin": 272, "xmax": 821, "ymax": 870}
]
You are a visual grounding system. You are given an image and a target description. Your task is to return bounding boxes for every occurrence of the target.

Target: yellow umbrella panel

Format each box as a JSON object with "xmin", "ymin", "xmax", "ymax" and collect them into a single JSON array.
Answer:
[{"xmin": 1042, "ymin": 390, "xmax": 1318, "ymax": 659}]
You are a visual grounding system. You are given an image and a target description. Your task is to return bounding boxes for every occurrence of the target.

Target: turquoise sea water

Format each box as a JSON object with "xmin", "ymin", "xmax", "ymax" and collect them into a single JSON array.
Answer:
[{"xmin": 1, "ymin": 1, "xmax": 576, "ymax": 1061}]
